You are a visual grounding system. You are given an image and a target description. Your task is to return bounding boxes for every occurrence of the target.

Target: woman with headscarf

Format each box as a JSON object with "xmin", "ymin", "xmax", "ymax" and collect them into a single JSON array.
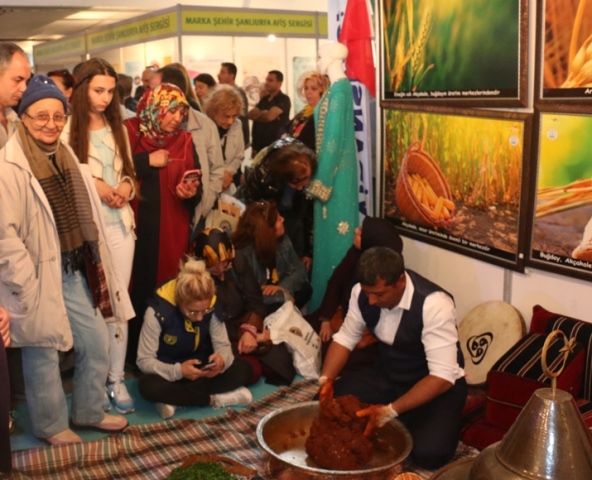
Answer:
[
  {"xmin": 125, "ymin": 83, "xmax": 202, "ymax": 365},
  {"xmin": 284, "ymin": 71, "xmax": 329, "ymax": 151},
  {"xmin": 306, "ymin": 217, "xmax": 403, "ymax": 371},
  {"xmin": 193, "ymin": 227, "xmax": 299, "ymax": 385},
  {"xmin": 65, "ymin": 58, "xmax": 138, "ymax": 414},
  {"xmin": 0, "ymin": 75, "xmax": 130, "ymax": 445}
]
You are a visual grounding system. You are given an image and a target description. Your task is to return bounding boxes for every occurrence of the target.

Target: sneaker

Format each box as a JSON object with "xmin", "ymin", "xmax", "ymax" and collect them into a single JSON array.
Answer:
[
  {"xmin": 212, "ymin": 387, "xmax": 253, "ymax": 410},
  {"xmin": 155, "ymin": 403, "xmax": 176, "ymax": 419},
  {"xmin": 102, "ymin": 389, "xmax": 112, "ymax": 412},
  {"xmin": 107, "ymin": 380, "xmax": 135, "ymax": 414}
]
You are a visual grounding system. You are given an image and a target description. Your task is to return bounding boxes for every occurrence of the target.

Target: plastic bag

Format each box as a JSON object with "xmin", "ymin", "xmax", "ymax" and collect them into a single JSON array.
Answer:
[{"xmin": 264, "ymin": 301, "xmax": 321, "ymax": 379}]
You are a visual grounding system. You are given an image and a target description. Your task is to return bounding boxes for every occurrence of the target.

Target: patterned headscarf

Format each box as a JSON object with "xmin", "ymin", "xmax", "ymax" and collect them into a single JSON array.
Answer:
[
  {"xmin": 137, "ymin": 83, "xmax": 188, "ymax": 140},
  {"xmin": 193, "ymin": 228, "xmax": 236, "ymax": 268},
  {"xmin": 296, "ymin": 70, "xmax": 330, "ymax": 103}
]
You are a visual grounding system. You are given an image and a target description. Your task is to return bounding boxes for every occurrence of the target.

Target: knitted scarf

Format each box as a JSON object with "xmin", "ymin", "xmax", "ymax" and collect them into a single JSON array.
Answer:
[{"xmin": 18, "ymin": 122, "xmax": 113, "ymax": 317}]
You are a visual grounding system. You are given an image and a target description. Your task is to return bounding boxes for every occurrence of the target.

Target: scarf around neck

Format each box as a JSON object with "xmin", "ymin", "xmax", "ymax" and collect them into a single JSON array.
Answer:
[{"xmin": 18, "ymin": 122, "xmax": 113, "ymax": 317}]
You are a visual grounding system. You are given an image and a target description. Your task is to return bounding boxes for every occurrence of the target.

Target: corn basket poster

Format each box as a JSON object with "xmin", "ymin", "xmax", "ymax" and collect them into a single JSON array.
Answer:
[
  {"xmin": 381, "ymin": 0, "xmax": 525, "ymax": 106},
  {"xmin": 539, "ymin": 0, "xmax": 592, "ymax": 101},
  {"xmin": 529, "ymin": 111, "xmax": 592, "ymax": 279},
  {"xmin": 383, "ymin": 108, "xmax": 531, "ymax": 270}
]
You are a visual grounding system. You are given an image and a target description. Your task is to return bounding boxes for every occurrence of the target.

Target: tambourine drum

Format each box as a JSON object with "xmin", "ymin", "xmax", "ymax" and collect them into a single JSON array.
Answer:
[{"xmin": 458, "ymin": 301, "xmax": 525, "ymax": 385}]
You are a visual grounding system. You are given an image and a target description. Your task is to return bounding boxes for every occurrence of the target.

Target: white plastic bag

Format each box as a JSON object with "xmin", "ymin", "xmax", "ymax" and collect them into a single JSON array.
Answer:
[{"xmin": 264, "ymin": 301, "xmax": 321, "ymax": 379}]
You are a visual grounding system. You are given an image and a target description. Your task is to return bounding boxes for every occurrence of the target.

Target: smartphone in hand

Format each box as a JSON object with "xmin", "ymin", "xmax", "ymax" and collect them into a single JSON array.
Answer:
[
  {"xmin": 200, "ymin": 360, "xmax": 216, "ymax": 371},
  {"xmin": 180, "ymin": 169, "xmax": 201, "ymax": 184}
]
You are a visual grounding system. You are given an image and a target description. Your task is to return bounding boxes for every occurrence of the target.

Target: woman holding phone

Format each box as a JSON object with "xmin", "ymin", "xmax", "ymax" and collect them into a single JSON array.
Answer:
[
  {"xmin": 125, "ymin": 83, "xmax": 202, "ymax": 366},
  {"xmin": 66, "ymin": 58, "xmax": 138, "ymax": 414},
  {"xmin": 136, "ymin": 258, "xmax": 253, "ymax": 419}
]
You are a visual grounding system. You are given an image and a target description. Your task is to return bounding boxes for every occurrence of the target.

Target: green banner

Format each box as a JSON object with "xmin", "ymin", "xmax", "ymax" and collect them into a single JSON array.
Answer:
[
  {"xmin": 34, "ymin": 35, "xmax": 85, "ymax": 62},
  {"xmin": 87, "ymin": 12, "xmax": 178, "ymax": 51},
  {"xmin": 182, "ymin": 9, "xmax": 324, "ymax": 36}
]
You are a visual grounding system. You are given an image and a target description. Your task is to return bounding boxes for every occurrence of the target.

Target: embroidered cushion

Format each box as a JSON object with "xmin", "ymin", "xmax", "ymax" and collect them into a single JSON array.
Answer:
[
  {"xmin": 530, "ymin": 304, "xmax": 592, "ymax": 401},
  {"xmin": 485, "ymin": 332, "xmax": 585, "ymax": 429}
]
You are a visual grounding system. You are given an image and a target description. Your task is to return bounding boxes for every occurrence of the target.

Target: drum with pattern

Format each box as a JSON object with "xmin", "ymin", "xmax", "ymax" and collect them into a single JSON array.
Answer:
[{"xmin": 458, "ymin": 301, "xmax": 526, "ymax": 385}]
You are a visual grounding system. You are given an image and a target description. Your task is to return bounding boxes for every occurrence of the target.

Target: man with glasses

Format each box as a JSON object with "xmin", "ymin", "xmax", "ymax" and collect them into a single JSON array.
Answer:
[{"xmin": 0, "ymin": 42, "xmax": 31, "ymax": 149}]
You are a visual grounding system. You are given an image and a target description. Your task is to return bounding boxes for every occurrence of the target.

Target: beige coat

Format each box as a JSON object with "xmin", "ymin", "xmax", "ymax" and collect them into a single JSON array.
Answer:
[
  {"xmin": 0, "ymin": 133, "xmax": 134, "ymax": 350},
  {"xmin": 187, "ymin": 108, "xmax": 225, "ymax": 230}
]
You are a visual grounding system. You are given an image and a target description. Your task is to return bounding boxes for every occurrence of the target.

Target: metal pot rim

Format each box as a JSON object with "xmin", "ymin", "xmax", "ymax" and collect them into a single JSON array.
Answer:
[{"xmin": 256, "ymin": 400, "xmax": 413, "ymax": 475}]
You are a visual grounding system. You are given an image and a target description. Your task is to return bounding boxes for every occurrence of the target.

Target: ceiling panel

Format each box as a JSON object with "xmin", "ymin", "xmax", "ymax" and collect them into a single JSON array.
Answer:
[{"xmin": 0, "ymin": 6, "xmax": 149, "ymax": 43}]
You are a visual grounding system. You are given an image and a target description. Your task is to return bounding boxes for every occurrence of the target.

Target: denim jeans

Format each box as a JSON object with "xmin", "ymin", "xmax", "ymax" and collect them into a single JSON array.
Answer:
[{"xmin": 21, "ymin": 270, "xmax": 109, "ymax": 438}]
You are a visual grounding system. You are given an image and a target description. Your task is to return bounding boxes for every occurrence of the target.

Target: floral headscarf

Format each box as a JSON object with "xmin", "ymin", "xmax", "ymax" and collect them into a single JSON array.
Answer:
[
  {"xmin": 296, "ymin": 70, "xmax": 330, "ymax": 104},
  {"xmin": 137, "ymin": 83, "xmax": 189, "ymax": 139}
]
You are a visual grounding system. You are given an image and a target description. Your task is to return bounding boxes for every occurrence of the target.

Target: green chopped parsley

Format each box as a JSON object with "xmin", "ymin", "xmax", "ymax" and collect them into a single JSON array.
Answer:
[{"xmin": 166, "ymin": 461, "xmax": 236, "ymax": 480}]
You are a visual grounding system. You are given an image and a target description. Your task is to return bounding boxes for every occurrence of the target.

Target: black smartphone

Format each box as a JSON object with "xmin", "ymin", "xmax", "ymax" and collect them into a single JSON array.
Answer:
[{"xmin": 201, "ymin": 360, "xmax": 216, "ymax": 371}]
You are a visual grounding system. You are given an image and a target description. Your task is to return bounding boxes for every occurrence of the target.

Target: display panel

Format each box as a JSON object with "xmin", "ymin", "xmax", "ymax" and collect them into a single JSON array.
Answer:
[
  {"xmin": 380, "ymin": 0, "xmax": 528, "ymax": 107},
  {"xmin": 528, "ymin": 106, "xmax": 592, "ymax": 279},
  {"xmin": 383, "ymin": 105, "xmax": 532, "ymax": 270}
]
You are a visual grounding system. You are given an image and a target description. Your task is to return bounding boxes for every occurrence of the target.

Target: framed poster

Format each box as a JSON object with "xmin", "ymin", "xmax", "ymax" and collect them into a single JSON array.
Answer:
[
  {"xmin": 379, "ymin": 0, "xmax": 528, "ymax": 107},
  {"xmin": 528, "ymin": 106, "xmax": 592, "ymax": 280},
  {"xmin": 382, "ymin": 105, "xmax": 532, "ymax": 271},
  {"xmin": 536, "ymin": 0, "xmax": 592, "ymax": 102}
]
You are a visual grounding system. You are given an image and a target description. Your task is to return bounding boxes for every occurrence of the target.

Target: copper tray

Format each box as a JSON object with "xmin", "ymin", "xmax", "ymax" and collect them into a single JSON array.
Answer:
[{"xmin": 256, "ymin": 401, "xmax": 412, "ymax": 480}]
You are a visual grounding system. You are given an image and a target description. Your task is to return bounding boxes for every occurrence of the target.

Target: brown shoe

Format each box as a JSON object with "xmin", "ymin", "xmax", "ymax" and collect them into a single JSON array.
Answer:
[
  {"xmin": 45, "ymin": 429, "xmax": 82, "ymax": 445},
  {"xmin": 71, "ymin": 414, "xmax": 129, "ymax": 433}
]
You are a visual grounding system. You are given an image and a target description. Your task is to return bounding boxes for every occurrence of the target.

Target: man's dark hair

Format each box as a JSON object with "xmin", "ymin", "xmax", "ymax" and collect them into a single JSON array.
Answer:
[
  {"xmin": 194, "ymin": 73, "xmax": 216, "ymax": 88},
  {"xmin": 117, "ymin": 73, "xmax": 133, "ymax": 96},
  {"xmin": 268, "ymin": 70, "xmax": 283, "ymax": 82},
  {"xmin": 158, "ymin": 66, "xmax": 187, "ymax": 93},
  {"xmin": 221, "ymin": 62, "xmax": 237, "ymax": 78},
  {"xmin": 356, "ymin": 247, "xmax": 405, "ymax": 286},
  {"xmin": 115, "ymin": 82, "xmax": 125, "ymax": 103}
]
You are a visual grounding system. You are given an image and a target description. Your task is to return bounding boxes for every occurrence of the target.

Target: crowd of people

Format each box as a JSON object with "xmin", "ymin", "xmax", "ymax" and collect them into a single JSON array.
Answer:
[{"xmin": 0, "ymin": 39, "xmax": 467, "ymax": 473}]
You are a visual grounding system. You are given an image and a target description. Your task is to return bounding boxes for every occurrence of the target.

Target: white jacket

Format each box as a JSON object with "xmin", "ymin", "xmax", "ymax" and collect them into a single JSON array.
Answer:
[
  {"xmin": 0, "ymin": 133, "xmax": 134, "ymax": 349},
  {"xmin": 61, "ymin": 120, "xmax": 136, "ymax": 235},
  {"xmin": 187, "ymin": 108, "xmax": 225, "ymax": 229}
]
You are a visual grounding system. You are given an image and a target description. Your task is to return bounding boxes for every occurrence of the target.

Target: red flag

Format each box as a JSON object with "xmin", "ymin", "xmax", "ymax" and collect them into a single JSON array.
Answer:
[{"xmin": 339, "ymin": 0, "xmax": 376, "ymax": 97}]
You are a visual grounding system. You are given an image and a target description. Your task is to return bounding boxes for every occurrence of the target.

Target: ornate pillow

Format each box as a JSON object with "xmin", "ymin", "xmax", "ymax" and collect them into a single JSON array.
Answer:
[{"xmin": 486, "ymin": 332, "xmax": 585, "ymax": 429}]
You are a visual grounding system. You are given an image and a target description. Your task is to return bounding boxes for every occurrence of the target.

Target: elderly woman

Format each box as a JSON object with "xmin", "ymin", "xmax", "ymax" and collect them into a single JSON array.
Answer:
[
  {"xmin": 0, "ymin": 76, "xmax": 131, "ymax": 445},
  {"xmin": 285, "ymin": 71, "xmax": 329, "ymax": 151},
  {"xmin": 203, "ymin": 84, "xmax": 245, "ymax": 192},
  {"xmin": 137, "ymin": 258, "xmax": 253, "ymax": 419},
  {"xmin": 240, "ymin": 137, "xmax": 317, "ymax": 268},
  {"xmin": 125, "ymin": 83, "xmax": 202, "ymax": 365},
  {"xmin": 231, "ymin": 201, "xmax": 311, "ymax": 314}
]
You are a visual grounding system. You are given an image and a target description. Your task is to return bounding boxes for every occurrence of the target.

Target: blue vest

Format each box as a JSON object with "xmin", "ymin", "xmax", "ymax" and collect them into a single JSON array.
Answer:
[
  {"xmin": 147, "ymin": 293, "xmax": 214, "ymax": 366},
  {"xmin": 359, "ymin": 270, "xmax": 463, "ymax": 393}
]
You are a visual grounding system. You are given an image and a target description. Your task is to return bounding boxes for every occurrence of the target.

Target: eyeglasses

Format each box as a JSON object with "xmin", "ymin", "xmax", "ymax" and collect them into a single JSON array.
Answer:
[
  {"xmin": 24, "ymin": 111, "xmax": 68, "ymax": 128},
  {"xmin": 183, "ymin": 306, "xmax": 214, "ymax": 320}
]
